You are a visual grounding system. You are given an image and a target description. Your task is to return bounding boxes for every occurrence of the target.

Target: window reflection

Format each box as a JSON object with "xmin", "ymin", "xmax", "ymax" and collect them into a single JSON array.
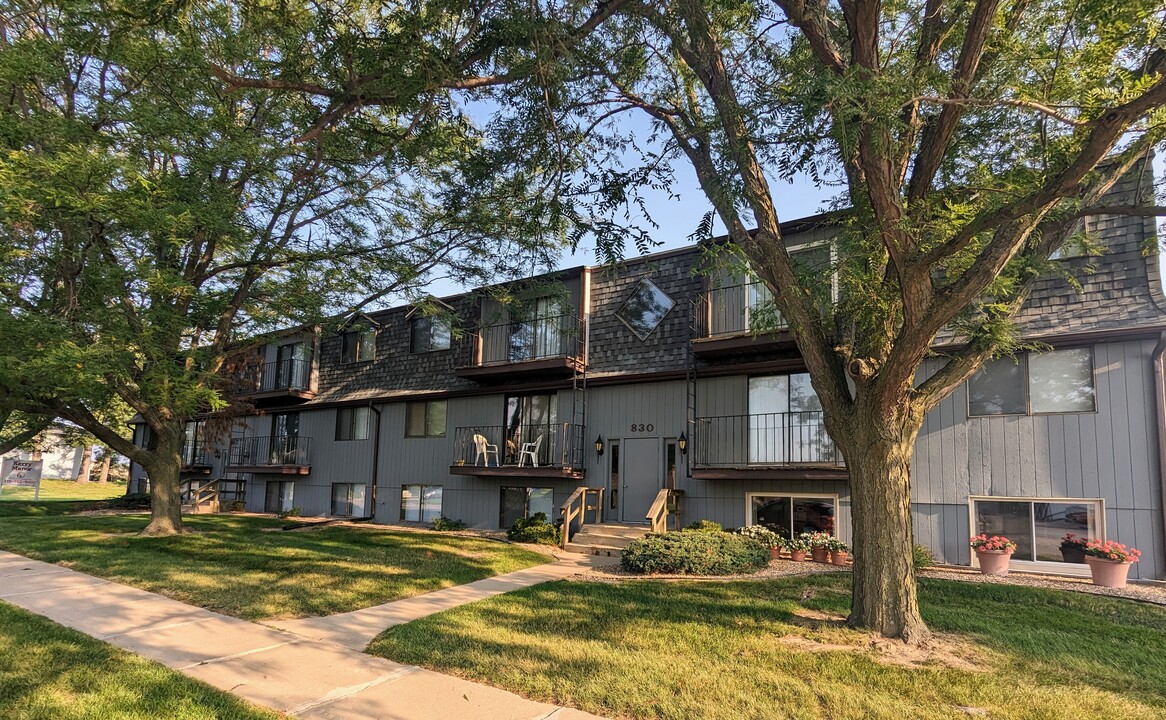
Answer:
[{"xmin": 616, "ymin": 279, "xmax": 675, "ymax": 340}]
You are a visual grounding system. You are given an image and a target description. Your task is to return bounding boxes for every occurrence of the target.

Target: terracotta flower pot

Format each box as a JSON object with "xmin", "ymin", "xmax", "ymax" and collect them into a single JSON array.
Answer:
[
  {"xmin": 975, "ymin": 549, "xmax": 1012, "ymax": 576},
  {"xmin": 811, "ymin": 546, "xmax": 829, "ymax": 563},
  {"xmin": 829, "ymin": 551, "xmax": 850, "ymax": 566},
  {"xmin": 770, "ymin": 547, "xmax": 781, "ymax": 560},
  {"xmin": 1060, "ymin": 546, "xmax": 1086, "ymax": 564},
  {"xmin": 1085, "ymin": 556, "xmax": 1133, "ymax": 588},
  {"xmin": 790, "ymin": 550, "xmax": 807, "ymax": 562}
]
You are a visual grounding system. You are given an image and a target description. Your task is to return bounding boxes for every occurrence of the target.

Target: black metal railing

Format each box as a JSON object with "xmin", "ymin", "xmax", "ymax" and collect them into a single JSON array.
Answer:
[
  {"xmin": 694, "ymin": 281, "xmax": 789, "ymax": 338},
  {"xmin": 181, "ymin": 446, "xmax": 210, "ymax": 467},
  {"xmin": 238, "ymin": 358, "xmax": 313, "ymax": 393},
  {"xmin": 452, "ymin": 423, "xmax": 584, "ymax": 468},
  {"xmin": 472, "ymin": 313, "xmax": 583, "ymax": 366},
  {"xmin": 692, "ymin": 411, "xmax": 843, "ymax": 467},
  {"xmin": 226, "ymin": 436, "xmax": 312, "ymax": 467}
]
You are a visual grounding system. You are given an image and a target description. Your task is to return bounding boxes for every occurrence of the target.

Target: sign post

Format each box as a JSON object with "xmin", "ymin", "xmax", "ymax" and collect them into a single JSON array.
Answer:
[{"xmin": 1, "ymin": 458, "xmax": 44, "ymax": 500}]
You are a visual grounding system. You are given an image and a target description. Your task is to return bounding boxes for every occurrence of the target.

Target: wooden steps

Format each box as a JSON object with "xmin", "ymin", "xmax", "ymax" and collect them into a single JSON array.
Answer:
[{"xmin": 564, "ymin": 522, "xmax": 651, "ymax": 557}]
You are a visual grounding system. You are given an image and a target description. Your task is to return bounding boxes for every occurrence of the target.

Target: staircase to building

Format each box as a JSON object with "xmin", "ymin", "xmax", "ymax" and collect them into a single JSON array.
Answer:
[
  {"xmin": 564, "ymin": 522, "xmax": 650, "ymax": 557},
  {"xmin": 180, "ymin": 478, "xmax": 220, "ymax": 514}
]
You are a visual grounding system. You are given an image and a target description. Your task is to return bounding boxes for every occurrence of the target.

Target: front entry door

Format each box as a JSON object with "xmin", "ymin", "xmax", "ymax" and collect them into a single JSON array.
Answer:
[{"xmin": 620, "ymin": 438, "xmax": 663, "ymax": 523}]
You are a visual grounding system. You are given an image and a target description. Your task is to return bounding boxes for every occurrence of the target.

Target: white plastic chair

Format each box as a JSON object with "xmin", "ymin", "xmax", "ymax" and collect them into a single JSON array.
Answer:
[
  {"xmin": 473, "ymin": 433, "xmax": 499, "ymax": 466},
  {"xmin": 517, "ymin": 434, "xmax": 544, "ymax": 467}
]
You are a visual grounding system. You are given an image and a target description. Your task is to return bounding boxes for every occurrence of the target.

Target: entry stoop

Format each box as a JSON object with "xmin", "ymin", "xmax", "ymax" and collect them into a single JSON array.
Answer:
[{"xmin": 564, "ymin": 522, "xmax": 651, "ymax": 557}]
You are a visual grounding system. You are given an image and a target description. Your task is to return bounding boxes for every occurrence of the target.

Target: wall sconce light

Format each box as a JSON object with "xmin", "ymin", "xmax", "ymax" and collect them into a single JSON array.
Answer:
[
  {"xmin": 677, "ymin": 431, "xmax": 688, "ymax": 455},
  {"xmin": 594, "ymin": 435, "xmax": 605, "ymax": 457}
]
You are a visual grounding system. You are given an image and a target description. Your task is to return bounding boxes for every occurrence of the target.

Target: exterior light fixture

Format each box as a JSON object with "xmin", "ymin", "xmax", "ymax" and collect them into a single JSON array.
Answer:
[
  {"xmin": 677, "ymin": 431, "xmax": 688, "ymax": 455},
  {"xmin": 595, "ymin": 435, "xmax": 605, "ymax": 457}
]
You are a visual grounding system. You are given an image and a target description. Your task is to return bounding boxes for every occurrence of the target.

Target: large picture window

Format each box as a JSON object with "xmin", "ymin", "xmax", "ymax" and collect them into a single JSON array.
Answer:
[
  {"xmin": 967, "ymin": 348, "xmax": 1095, "ymax": 416},
  {"xmin": 747, "ymin": 374, "xmax": 832, "ymax": 464},
  {"xmin": 331, "ymin": 483, "xmax": 366, "ymax": 517},
  {"xmin": 971, "ymin": 497, "xmax": 1102, "ymax": 564},
  {"xmin": 747, "ymin": 494, "xmax": 836, "ymax": 539},
  {"xmin": 405, "ymin": 400, "xmax": 447, "ymax": 437},
  {"xmin": 499, "ymin": 487, "xmax": 554, "ymax": 529},
  {"xmin": 401, "ymin": 484, "xmax": 443, "ymax": 522}
]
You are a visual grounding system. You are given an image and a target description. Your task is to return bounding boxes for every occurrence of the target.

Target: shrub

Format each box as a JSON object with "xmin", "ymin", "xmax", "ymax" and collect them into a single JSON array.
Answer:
[
  {"xmin": 278, "ymin": 506, "xmax": 303, "ymax": 519},
  {"xmin": 432, "ymin": 516, "xmax": 467, "ymax": 531},
  {"xmin": 507, "ymin": 512, "xmax": 560, "ymax": 545},
  {"xmin": 686, "ymin": 520, "xmax": 723, "ymax": 533},
  {"xmin": 913, "ymin": 544, "xmax": 935, "ymax": 569},
  {"xmin": 621, "ymin": 531, "xmax": 769, "ymax": 575},
  {"xmin": 229, "ymin": 500, "xmax": 246, "ymax": 512},
  {"xmin": 103, "ymin": 492, "xmax": 151, "ymax": 510}
]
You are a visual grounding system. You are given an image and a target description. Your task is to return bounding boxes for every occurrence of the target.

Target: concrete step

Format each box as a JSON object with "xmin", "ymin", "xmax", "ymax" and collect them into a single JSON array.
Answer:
[
  {"xmin": 569, "ymin": 531, "xmax": 640, "ymax": 549},
  {"xmin": 580, "ymin": 523, "xmax": 651, "ymax": 539},
  {"xmin": 564, "ymin": 542, "xmax": 626, "ymax": 557}
]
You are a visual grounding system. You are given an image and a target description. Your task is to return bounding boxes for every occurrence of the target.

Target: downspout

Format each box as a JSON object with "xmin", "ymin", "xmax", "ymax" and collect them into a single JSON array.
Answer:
[
  {"xmin": 364, "ymin": 402, "xmax": 382, "ymax": 522},
  {"xmin": 1153, "ymin": 332, "xmax": 1166, "ymax": 578}
]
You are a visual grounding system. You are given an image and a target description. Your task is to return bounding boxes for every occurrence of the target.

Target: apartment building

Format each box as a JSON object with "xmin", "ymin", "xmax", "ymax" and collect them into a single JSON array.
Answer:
[{"xmin": 130, "ymin": 171, "xmax": 1166, "ymax": 580}]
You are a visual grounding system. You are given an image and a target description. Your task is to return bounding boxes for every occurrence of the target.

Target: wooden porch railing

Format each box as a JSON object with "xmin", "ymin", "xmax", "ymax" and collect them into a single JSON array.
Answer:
[
  {"xmin": 645, "ymin": 488, "xmax": 672, "ymax": 533},
  {"xmin": 560, "ymin": 486, "xmax": 605, "ymax": 549},
  {"xmin": 185, "ymin": 479, "xmax": 220, "ymax": 513}
]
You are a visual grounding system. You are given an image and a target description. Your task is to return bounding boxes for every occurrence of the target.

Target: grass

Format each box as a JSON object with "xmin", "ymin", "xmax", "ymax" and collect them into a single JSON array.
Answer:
[
  {"xmin": 0, "ymin": 513, "xmax": 549, "ymax": 620},
  {"xmin": 0, "ymin": 479, "xmax": 127, "ymax": 504},
  {"xmin": 368, "ymin": 574, "xmax": 1166, "ymax": 720},
  {"xmin": 0, "ymin": 602, "xmax": 276, "ymax": 720}
]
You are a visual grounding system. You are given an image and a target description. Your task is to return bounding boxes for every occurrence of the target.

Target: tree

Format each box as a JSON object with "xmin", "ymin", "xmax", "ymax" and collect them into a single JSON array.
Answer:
[{"xmin": 0, "ymin": 1, "xmax": 591, "ymax": 534}]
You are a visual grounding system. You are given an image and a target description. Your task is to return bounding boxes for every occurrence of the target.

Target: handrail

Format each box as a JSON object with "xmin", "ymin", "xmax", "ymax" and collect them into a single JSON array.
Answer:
[
  {"xmin": 559, "ymin": 486, "xmax": 605, "ymax": 549},
  {"xmin": 183, "ymin": 478, "xmax": 220, "ymax": 512},
  {"xmin": 645, "ymin": 488, "xmax": 671, "ymax": 533}
]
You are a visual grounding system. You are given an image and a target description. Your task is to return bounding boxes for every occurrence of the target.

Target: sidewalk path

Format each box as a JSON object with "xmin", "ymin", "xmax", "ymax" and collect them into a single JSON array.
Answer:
[
  {"xmin": 269, "ymin": 552, "xmax": 605, "ymax": 650},
  {"xmin": 0, "ymin": 550, "xmax": 605, "ymax": 720}
]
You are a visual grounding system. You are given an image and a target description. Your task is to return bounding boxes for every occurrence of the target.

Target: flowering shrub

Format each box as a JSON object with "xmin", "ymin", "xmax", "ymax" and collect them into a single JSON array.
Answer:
[
  {"xmin": 804, "ymin": 531, "xmax": 832, "ymax": 548},
  {"xmin": 826, "ymin": 538, "xmax": 850, "ymax": 554},
  {"xmin": 786, "ymin": 536, "xmax": 812, "ymax": 552},
  {"xmin": 1084, "ymin": 539, "xmax": 1141, "ymax": 563},
  {"xmin": 736, "ymin": 525, "xmax": 783, "ymax": 548},
  {"xmin": 1060, "ymin": 533, "xmax": 1089, "ymax": 550},
  {"xmin": 970, "ymin": 534, "xmax": 1017, "ymax": 553}
]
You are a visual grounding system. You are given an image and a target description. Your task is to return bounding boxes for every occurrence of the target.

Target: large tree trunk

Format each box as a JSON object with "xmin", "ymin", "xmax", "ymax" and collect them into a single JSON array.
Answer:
[
  {"xmin": 97, "ymin": 450, "xmax": 111, "ymax": 484},
  {"xmin": 76, "ymin": 445, "xmax": 93, "ymax": 483},
  {"xmin": 840, "ymin": 398, "xmax": 930, "ymax": 644},
  {"xmin": 140, "ymin": 430, "xmax": 187, "ymax": 536}
]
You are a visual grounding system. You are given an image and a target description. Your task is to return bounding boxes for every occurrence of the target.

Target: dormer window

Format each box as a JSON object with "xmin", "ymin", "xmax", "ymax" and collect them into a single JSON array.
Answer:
[
  {"xmin": 410, "ymin": 316, "xmax": 451, "ymax": 353},
  {"xmin": 341, "ymin": 327, "xmax": 376, "ymax": 363}
]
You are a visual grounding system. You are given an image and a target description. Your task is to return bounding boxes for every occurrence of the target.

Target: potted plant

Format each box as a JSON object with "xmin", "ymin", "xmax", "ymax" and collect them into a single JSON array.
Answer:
[
  {"xmin": 970, "ymin": 534, "xmax": 1016, "ymax": 576},
  {"xmin": 1083, "ymin": 540, "xmax": 1141, "ymax": 588},
  {"xmin": 806, "ymin": 532, "xmax": 832, "ymax": 563},
  {"xmin": 827, "ymin": 538, "xmax": 851, "ymax": 566},
  {"xmin": 1059, "ymin": 533, "xmax": 1088, "ymax": 564},
  {"xmin": 737, "ymin": 525, "xmax": 782, "ymax": 559},
  {"xmin": 786, "ymin": 535, "xmax": 810, "ymax": 562}
]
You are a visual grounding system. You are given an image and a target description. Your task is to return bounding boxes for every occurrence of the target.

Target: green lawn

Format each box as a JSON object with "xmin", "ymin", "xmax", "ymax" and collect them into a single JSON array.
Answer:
[
  {"xmin": 0, "ymin": 602, "xmax": 276, "ymax": 720},
  {"xmin": 369, "ymin": 575, "xmax": 1166, "ymax": 720},
  {"xmin": 0, "ymin": 513, "xmax": 548, "ymax": 620},
  {"xmin": 0, "ymin": 478, "xmax": 127, "ymax": 504}
]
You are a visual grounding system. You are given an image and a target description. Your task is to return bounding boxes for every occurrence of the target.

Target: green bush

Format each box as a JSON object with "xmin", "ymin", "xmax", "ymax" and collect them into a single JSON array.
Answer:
[
  {"xmin": 621, "ymin": 531, "xmax": 769, "ymax": 575},
  {"xmin": 686, "ymin": 519, "xmax": 723, "ymax": 533},
  {"xmin": 278, "ymin": 506, "xmax": 303, "ymax": 519},
  {"xmin": 507, "ymin": 512, "xmax": 560, "ymax": 545},
  {"xmin": 228, "ymin": 500, "xmax": 246, "ymax": 512},
  {"xmin": 103, "ymin": 493, "xmax": 151, "ymax": 510},
  {"xmin": 432, "ymin": 516, "xmax": 467, "ymax": 531},
  {"xmin": 913, "ymin": 543, "xmax": 935, "ymax": 569}
]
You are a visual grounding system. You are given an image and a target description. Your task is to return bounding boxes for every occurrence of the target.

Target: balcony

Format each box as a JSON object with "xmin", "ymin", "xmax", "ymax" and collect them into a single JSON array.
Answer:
[
  {"xmin": 237, "ymin": 358, "xmax": 316, "ymax": 403},
  {"xmin": 225, "ymin": 436, "xmax": 312, "ymax": 475},
  {"xmin": 691, "ymin": 411, "xmax": 846, "ymax": 480},
  {"xmin": 692, "ymin": 282, "xmax": 795, "ymax": 358},
  {"xmin": 455, "ymin": 313, "xmax": 585, "ymax": 381},
  {"xmin": 180, "ymin": 446, "xmax": 213, "ymax": 476},
  {"xmin": 449, "ymin": 423, "xmax": 585, "ymax": 479}
]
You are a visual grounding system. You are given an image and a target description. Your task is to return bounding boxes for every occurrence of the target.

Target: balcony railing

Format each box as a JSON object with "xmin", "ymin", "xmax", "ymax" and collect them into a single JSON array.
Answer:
[
  {"xmin": 226, "ymin": 436, "xmax": 312, "ymax": 468},
  {"xmin": 694, "ymin": 282, "xmax": 788, "ymax": 338},
  {"xmin": 692, "ymin": 411, "xmax": 843, "ymax": 467},
  {"xmin": 452, "ymin": 423, "xmax": 584, "ymax": 469},
  {"xmin": 473, "ymin": 313, "xmax": 583, "ymax": 366},
  {"xmin": 180, "ymin": 446, "xmax": 211, "ymax": 468},
  {"xmin": 237, "ymin": 358, "xmax": 313, "ymax": 394}
]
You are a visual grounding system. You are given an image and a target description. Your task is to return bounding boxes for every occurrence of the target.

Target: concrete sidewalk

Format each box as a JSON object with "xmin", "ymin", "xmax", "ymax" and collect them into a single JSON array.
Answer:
[
  {"xmin": 0, "ymin": 550, "xmax": 605, "ymax": 720},
  {"xmin": 269, "ymin": 552, "xmax": 605, "ymax": 650}
]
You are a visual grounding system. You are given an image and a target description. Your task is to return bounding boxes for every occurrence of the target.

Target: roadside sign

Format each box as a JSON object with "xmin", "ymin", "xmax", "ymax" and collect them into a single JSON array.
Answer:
[{"xmin": 0, "ymin": 458, "xmax": 43, "ymax": 499}]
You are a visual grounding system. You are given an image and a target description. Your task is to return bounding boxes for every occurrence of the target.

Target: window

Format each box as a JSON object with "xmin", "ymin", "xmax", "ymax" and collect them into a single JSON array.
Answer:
[
  {"xmin": 500, "ymin": 487, "xmax": 554, "ymax": 528},
  {"xmin": 1051, "ymin": 216, "xmax": 1103, "ymax": 260},
  {"xmin": 971, "ymin": 497, "xmax": 1102, "ymax": 564},
  {"xmin": 405, "ymin": 400, "xmax": 446, "ymax": 437},
  {"xmin": 182, "ymin": 420, "xmax": 206, "ymax": 466},
  {"xmin": 336, "ymin": 407, "xmax": 370, "ymax": 441},
  {"xmin": 401, "ymin": 484, "xmax": 442, "ymax": 522},
  {"xmin": 747, "ymin": 494, "xmax": 836, "ymax": 539},
  {"xmin": 331, "ymin": 483, "xmax": 367, "ymax": 516},
  {"xmin": 615, "ymin": 278, "xmax": 675, "ymax": 341},
  {"xmin": 410, "ymin": 317, "xmax": 451, "ymax": 353},
  {"xmin": 275, "ymin": 342, "xmax": 311, "ymax": 389},
  {"xmin": 608, "ymin": 440, "xmax": 620, "ymax": 510},
  {"xmin": 508, "ymin": 296, "xmax": 567, "ymax": 361},
  {"xmin": 504, "ymin": 393, "xmax": 558, "ymax": 465},
  {"xmin": 341, "ymin": 328, "xmax": 375, "ymax": 363},
  {"xmin": 968, "ymin": 348, "xmax": 1095, "ymax": 416},
  {"xmin": 747, "ymin": 374, "xmax": 833, "ymax": 464}
]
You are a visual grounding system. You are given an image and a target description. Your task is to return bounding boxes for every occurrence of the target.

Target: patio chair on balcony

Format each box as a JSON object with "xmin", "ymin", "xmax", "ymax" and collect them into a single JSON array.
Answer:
[
  {"xmin": 473, "ymin": 433, "xmax": 500, "ymax": 466},
  {"xmin": 517, "ymin": 434, "xmax": 544, "ymax": 467}
]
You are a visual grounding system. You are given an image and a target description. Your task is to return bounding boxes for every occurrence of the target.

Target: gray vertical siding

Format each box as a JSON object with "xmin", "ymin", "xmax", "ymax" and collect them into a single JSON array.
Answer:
[{"xmin": 912, "ymin": 340, "xmax": 1165, "ymax": 578}]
